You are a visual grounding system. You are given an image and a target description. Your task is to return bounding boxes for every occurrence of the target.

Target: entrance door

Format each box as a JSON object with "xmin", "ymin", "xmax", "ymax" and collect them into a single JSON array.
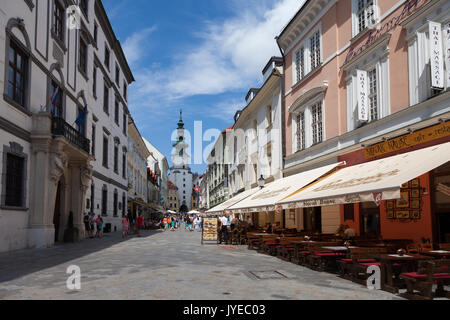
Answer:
[
  {"xmin": 432, "ymin": 162, "xmax": 450, "ymax": 244},
  {"xmin": 359, "ymin": 202, "xmax": 381, "ymax": 239},
  {"xmin": 303, "ymin": 207, "xmax": 322, "ymax": 233},
  {"xmin": 53, "ymin": 181, "xmax": 62, "ymax": 242}
]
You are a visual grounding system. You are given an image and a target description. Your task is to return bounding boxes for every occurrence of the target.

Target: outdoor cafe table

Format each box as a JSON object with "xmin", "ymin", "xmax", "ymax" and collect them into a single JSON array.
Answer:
[
  {"xmin": 322, "ymin": 246, "xmax": 358, "ymax": 254},
  {"xmin": 420, "ymin": 250, "xmax": 450, "ymax": 259},
  {"xmin": 368, "ymin": 253, "xmax": 435, "ymax": 294}
]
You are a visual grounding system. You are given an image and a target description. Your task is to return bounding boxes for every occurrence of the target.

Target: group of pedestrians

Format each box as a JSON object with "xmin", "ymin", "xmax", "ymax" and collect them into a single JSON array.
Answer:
[
  {"xmin": 83, "ymin": 212, "xmax": 104, "ymax": 239},
  {"xmin": 161, "ymin": 214, "xmax": 203, "ymax": 232},
  {"xmin": 121, "ymin": 213, "xmax": 144, "ymax": 239}
]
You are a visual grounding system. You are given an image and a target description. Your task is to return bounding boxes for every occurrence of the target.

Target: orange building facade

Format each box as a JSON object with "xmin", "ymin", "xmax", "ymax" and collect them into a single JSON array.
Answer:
[{"xmin": 277, "ymin": 0, "xmax": 450, "ymax": 246}]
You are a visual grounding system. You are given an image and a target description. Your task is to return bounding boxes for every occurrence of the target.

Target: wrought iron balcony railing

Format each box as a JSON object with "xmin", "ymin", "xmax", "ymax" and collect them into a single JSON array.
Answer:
[{"xmin": 51, "ymin": 117, "xmax": 90, "ymax": 153}]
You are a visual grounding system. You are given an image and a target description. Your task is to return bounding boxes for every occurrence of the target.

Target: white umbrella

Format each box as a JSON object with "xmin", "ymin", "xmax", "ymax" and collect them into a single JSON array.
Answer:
[
  {"xmin": 167, "ymin": 210, "xmax": 176, "ymax": 214},
  {"xmin": 188, "ymin": 210, "xmax": 200, "ymax": 215}
]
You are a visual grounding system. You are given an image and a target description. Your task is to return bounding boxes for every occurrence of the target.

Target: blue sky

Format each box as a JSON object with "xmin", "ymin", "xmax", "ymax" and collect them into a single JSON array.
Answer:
[{"xmin": 102, "ymin": 0, "xmax": 305, "ymax": 174}]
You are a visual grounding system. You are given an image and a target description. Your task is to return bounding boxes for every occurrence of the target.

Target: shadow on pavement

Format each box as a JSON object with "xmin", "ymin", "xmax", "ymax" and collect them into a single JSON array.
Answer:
[{"xmin": 0, "ymin": 229, "xmax": 162, "ymax": 283}]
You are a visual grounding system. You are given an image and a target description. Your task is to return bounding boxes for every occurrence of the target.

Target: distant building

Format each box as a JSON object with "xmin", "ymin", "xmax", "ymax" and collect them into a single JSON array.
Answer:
[
  {"xmin": 143, "ymin": 138, "xmax": 169, "ymax": 208},
  {"xmin": 168, "ymin": 181, "xmax": 179, "ymax": 211},
  {"xmin": 168, "ymin": 111, "xmax": 193, "ymax": 212}
]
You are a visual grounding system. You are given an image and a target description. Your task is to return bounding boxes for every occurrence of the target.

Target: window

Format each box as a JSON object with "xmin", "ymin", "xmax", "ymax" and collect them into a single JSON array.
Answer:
[
  {"xmin": 53, "ymin": 0, "xmax": 64, "ymax": 42},
  {"xmin": 103, "ymin": 85, "xmax": 109, "ymax": 114},
  {"xmin": 122, "ymin": 153, "xmax": 126, "ymax": 178},
  {"xmin": 93, "ymin": 23, "xmax": 98, "ymax": 44},
  {"xmin": 122, "ymin": 193, "xmax": 126, "ymax": 217},
  {"xmin": 115, "ymin": 64, "xmax": 120, "ymax": 86},
  {"xmin": 80, "ymin": 0, "xmax": 88, "ymax": 17},
  {"xmin": 4, "ymin": 153, "xmax": 25, "ymax": 207},
  {"xmin": 114, "ymin": 145, "xmax": 118, "ymax": 174},
  {"xmin": 79, "ymin": 37, "xmax": 88, "ymax": 74},
  {"xmin": 50, "ymin": 81, "xmax": 63, "ymax": 118},
  {"xmin": 90, "ymin": 183, "xmax": 95, "ymax": 212},
  {"xmin": 296, "ymin": 112, "xmax": 305, "ymax": 151},
  {"xmin": 344, "ymin": 204, "xmax": 355, "ymax": 221},
  {"xmin": 102, "ymin": 187, "xmax": 108, "ymax": 216},
  {"xmin": 310, "ymin": 31, "xmax": 321, "ymax": 71},
  {"xmin": 102, "ymin": 136, "xmax": 108, "ymax": 168},
  {"xmin": 123, "ymin": 81, "xmax": 127, "ymax": 100},
  {"xmin": 91, "ymin": 125, "xmax": 96, "ymax": 156},
  {"xmin": 357, "ymin": 0, "xmax": 375, "ymax": 34},
  {"xmin": 7, "ymin": 41, "xmax": 28, "ymax": 108},
  {"xmin": 295, "ymin": 47, "xmax": 305, "ymax": 82},
  {"xmin": 93, "ymin": 67, "xmax": 97, "ymax": 96},
  {"xmin": 311, "ymin": 102, "xmax": 323, "ymax": 145},
  {"xmin": 113, "ymin": 191, "xmax": 118, "ymax": 217},
  {"xmin": 115, "ymin": 99, "xmax": 119, "ymax": 125},
  {"xmin": 123, "ymin": 114, "xmax": 127, "ymax": 135},
  {"xmin": 104, "ymin": 45, "xmax": 110, "ymax": 69},
  {"xmin": 368, "ymin": 68, "xmax": 378, "ymax": 122},
  {"xmin": 76, "ymin": 106, "xmax": 86, "ymax": 135},
  {"xmin": 266, "ymin": 105, "xmax": 272, "ymax": 128}
]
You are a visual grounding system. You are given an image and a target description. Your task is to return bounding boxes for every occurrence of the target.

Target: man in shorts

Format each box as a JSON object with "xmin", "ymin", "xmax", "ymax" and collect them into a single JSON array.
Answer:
[{"xmin": 137, "ymin": 214, "xmax": 144, "ymax": 237}]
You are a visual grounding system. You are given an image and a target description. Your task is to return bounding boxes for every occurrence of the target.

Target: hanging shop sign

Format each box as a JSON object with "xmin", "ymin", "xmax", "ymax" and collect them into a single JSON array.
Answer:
[
  {"xmin": 373, "ymin": 193, "xmax": 383, "ymax": 207},
  {"xmin": 429, "ymin": 21, "xmax": 444, "ymax": 89},
  {"xmin": 344, "ymin": 0, "xmax": 427, "ymax": 65},
  {"xmin": 202, "ymin": 218, "xmax": 218, "ymax": 244},
  {"xmin": 275, "ymin": 205, "xmax": 283, "ymax": 214},
  {"xmin": 445, "ymin": 23, "xmax": 450, "ymax": 86},
  {"xmin": 364, "ymin": 121, "xmax": 450, "ymax": 159},
  {"xmin": 356, "ymin": 70, "xmax": 369, "ymax": 121}
]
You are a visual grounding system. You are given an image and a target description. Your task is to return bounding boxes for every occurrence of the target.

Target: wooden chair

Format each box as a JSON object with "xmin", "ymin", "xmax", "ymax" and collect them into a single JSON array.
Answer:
[
  {"xmin": 275, "ymin": 237, "xmax": 303, "ymax": 261},
  {"xmin": 406, "ymin": 244, "xmax": 420, "ymax": 254},
  {"xmin": 305, "ymin": 241, "xmax": 343, "ymax": 272},
  {"xmin": 338, "ymin": 247, "xmax": 390, "ymax": 285},
  {"xmin": 400, "ymin": 259, "xmax": 450, "ymax": 300},
  {"xmin": 257, "ymin": 236, "xmax": 279, "ymax": 255}
]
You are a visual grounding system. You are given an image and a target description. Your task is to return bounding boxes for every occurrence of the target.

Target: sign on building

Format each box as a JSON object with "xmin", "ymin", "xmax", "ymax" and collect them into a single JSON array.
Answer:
[
  {"xmin": 356, "ymin": 70, "xmax": 369, "ymax": 122},
  {"xmin": 446, "ymin": 23, "xmax": 450, "ymax": 87},
  {"xmin": 429, "ymin": 22, "xmax": 444, "ymax": 89}
]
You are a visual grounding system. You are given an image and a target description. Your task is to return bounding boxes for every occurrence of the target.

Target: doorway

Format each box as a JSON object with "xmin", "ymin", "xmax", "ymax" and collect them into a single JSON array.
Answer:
[
  {"xmin": 432, "ymin": 162, "xmax": 450, "ymax": 244},
  {"xmin": 303, "ymin": 207, "xmax": 322, "ymax": 233},
  {"xmin": 53, "ymin": 181, "xmax": 63, "ymax": 242},
  {"xmin": 359, "ymin": 202, "xmax": 381, "ymax": 239}
]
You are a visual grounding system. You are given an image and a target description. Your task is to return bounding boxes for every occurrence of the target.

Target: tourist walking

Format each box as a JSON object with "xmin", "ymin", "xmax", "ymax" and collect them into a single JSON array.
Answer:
[
  {"xmin": 122, "ymin": 216, "xmax": 129, "ymax": 239},
  {"xmin": 163, "ymin": 216, "xmax": 168, "ymax": 231},
  {"xmin": 89, "ymin": 213, "xmax": 96, "ymax": 238},
  {"xmin": 137, "ymin": 214, "xmax": 144, "ymax": 237},
  {"xmin": 83, "ymin": 212, "xmax": 91, "ymax": 239},
  {"xmin": 96, "ymin": 215, "xmax": 104, "ymax": 238}
]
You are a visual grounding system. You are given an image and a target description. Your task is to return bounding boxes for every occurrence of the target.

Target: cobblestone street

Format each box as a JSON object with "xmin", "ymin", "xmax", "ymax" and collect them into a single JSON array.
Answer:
[{"xmin": 0, "ymin": 229, "xmax": 401, "ymax": 300}]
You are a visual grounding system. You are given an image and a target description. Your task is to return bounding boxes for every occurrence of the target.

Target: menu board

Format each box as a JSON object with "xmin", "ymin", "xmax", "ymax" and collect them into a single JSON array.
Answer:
[{"xmin": 202, "ymin": 218, "xmax": 218, "ymax": 244}]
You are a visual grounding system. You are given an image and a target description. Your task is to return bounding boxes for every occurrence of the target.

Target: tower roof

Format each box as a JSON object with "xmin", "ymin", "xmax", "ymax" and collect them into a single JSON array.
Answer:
[{"xmin": 177, "ymin": 109, "xmax": 184, "ymax": 129}]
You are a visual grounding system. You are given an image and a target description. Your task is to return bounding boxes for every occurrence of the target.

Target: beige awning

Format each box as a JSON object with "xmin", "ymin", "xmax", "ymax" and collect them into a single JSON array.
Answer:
[
  {"xmin": 277, "ymin": 142, "xmax": 450, "ymax": 209},
  {"xmin": 228, "ymin": 163, "xmax": 343, "ymax": 213},
  {"xmin": 206, "ymin": 188, "xmax": 260, "ymax": 214}
]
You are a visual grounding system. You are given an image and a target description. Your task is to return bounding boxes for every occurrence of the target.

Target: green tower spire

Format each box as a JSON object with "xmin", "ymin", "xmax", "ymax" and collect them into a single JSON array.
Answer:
[{"xmin": 177, "ymin": 109, "xmax": 184, "ymax": 129}]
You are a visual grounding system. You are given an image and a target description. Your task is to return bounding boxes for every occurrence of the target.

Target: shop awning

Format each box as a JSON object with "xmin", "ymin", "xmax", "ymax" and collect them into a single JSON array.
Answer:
[
  {"xmin": 206, "ymin": 188, "xmax": 260, "ymax": 214},
  {"xmin": 277, "ymin": 142, "xmax": 450, "ymax": 209},
  {"xmin": 228, "ymin": 163, "xmax": 344, "ymax": 213}
]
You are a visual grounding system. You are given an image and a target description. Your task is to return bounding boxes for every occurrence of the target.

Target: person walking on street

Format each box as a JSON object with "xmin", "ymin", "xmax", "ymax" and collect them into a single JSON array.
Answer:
[
  {"xmin": 137, "ymin": 214, "xmax": 144, "ymax": 237},
  {"xmin": 83, "ymin": 213, "xmax": 91, "ymax": 239},
  {"xmin": 96, "ymin": 215, "xmax": 103, "ymax": 238},
  {"xmin": 220, "ymin": 215, "xmax": 230, "ymax": 244},
  {"xmin": 163, "ymin": 216, "xmax": 168, "ymax": 231},
  {"xmin": 122, "ymin": 216, "xmax": 129, "ymax": 239}
]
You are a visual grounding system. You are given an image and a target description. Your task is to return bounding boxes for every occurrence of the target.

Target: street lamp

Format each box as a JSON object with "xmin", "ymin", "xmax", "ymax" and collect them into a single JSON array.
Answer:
[{"xmin": 258, "ymin": 175, "xmax": 265, "ymax": 188}]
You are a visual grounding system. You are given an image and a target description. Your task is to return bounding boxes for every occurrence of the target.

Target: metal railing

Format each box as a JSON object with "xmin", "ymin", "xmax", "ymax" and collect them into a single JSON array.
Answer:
[{"xmin": 51, "ymin": 117, "xmax": 90, "ymax": 153}]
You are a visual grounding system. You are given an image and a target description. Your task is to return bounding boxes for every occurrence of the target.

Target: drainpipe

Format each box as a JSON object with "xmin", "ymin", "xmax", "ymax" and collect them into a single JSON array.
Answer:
[
  {"xmin": 275, "ymin": 36, "xmax": 286, "ymax": 170},
  {"xmin": 276, "ymin": 36, "xmax": 288, "ymax": 229}
]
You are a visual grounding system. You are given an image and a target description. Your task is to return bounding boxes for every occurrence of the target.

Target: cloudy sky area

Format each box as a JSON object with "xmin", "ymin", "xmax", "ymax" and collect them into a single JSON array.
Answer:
[{"xmin": 103, "ymin": 0, "xmax": 306, "ymax": 173}]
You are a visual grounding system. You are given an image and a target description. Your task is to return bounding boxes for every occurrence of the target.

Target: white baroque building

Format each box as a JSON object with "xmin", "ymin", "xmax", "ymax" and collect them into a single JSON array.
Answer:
[
  {"xmin": 227, "ymin": 57, "xmax": 284, "ymax": 196},
  {"xmin": 0, "ymin": 0, "xmax": 134, "ymax": 252},
  {"xmin": 168, "ymin": 111, "xmax": 193, "ymax": 212}
]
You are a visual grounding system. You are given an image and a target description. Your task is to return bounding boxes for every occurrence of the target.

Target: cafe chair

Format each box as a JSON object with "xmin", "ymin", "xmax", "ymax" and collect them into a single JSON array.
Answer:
[{"xmin": 400, "ymin": 259, "xmax": 450, "ymax": 300}]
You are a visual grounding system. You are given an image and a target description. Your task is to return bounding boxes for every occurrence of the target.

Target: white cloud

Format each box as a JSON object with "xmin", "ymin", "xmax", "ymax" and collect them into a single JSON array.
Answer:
[
  {"xmin": 123, "ymin": 26, "xmax": 157, "ymax": 65},
  {"xmin": 126, "ymin": 0, "xmax": 305, "ymax": 121}
]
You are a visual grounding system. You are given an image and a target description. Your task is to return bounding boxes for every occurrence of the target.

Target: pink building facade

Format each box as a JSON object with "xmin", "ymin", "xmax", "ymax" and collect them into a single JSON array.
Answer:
[{"xmin": 277, "ymin": 0, "xmax": 450, "ymax": 244}]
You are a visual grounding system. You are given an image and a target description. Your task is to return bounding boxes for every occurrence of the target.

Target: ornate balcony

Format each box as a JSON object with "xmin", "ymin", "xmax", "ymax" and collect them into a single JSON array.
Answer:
[{"xmin": 51, "ymin": 117, "xmax": 90, "ymax": 154}]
